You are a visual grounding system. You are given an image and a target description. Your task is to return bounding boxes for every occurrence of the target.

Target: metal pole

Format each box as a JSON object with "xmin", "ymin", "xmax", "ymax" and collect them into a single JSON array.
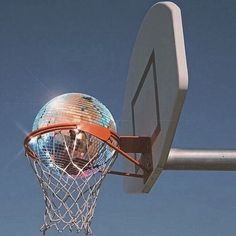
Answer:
[{"xmin": 165, "ymin": 148, "xmax": 236, "ymax": 171}]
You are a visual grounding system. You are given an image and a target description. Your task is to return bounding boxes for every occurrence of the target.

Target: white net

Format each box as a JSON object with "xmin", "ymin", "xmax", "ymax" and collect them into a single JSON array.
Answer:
[{"xmin": 27, "ymin": 129, "xmax": 118, "ymax": 234}]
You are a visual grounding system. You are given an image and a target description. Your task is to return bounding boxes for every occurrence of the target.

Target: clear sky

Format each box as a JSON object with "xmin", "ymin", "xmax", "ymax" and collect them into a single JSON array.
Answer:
[{"xmin": 1, "ymin": 0, "xmax": 236, "ymax": 235}]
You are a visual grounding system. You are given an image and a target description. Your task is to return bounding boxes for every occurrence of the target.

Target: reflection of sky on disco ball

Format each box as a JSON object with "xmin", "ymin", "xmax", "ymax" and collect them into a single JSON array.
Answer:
[{"xmin": 29, "ymin": 93, "xmax": 117, "ymax": 177}]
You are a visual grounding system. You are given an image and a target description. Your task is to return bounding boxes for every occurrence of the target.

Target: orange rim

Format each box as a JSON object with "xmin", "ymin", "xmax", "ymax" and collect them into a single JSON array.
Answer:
[
  {"xmin": 24, "ymin": 121, "xmax": 120, "ymax": 160},
  {"xmin": 24, "ymin": 121, "xmax": 150, "ymax": 173}
]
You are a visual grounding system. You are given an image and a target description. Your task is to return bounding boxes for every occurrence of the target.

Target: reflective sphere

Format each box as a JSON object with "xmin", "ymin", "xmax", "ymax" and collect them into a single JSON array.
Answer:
[{"xmin": 30, "ymin": 93, "xmax": 117, "ymax": 177}]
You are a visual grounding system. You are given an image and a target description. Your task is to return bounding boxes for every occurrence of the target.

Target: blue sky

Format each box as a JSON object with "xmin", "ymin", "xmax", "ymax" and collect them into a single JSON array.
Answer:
[{"xmin": 1, "ymin": 0, "xmax": 236, "ymax": 235}]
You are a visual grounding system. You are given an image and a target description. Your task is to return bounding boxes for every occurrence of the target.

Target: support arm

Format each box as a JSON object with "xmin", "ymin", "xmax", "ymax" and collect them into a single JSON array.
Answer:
[{"xmin": 165, "ymin": 148, "xmax": 236, "ymax": 171}]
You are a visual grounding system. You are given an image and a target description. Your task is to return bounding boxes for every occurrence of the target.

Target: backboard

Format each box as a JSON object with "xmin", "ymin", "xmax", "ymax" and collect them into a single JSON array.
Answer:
[{"xmin": 122, "ymin": 2, "xmax": 188, "ymax": 193}]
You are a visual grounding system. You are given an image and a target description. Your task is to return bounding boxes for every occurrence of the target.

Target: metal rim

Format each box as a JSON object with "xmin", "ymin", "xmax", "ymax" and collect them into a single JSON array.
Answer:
[
  {"xmin": 24, "ymin": 121, "xmax": 120, "ymax": 160},
  {"xmin": 24, "ymin": 121, "xmax": 150, "ymax": 176}
]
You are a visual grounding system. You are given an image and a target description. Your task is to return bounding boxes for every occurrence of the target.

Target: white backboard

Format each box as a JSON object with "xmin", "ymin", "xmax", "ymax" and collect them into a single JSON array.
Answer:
[{"xmin": 122, "ymin": 2, "xmax": 188, "ymax": 193}]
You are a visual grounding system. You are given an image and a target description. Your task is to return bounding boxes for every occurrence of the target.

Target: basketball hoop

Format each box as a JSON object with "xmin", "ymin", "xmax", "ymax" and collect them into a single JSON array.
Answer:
[
  {"xmin": 24, "ymin": 122, "xmax": 120, "ymax": 234},
  {"xmin": 24, "ymin": 121, "xmax": 151, "ymax": 234}
]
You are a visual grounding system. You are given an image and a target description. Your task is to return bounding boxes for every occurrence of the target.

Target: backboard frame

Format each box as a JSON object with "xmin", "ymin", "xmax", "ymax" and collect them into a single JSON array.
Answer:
[{"xmin": 122, "ymin": 1, "xmax": 188, "ymax": 193}]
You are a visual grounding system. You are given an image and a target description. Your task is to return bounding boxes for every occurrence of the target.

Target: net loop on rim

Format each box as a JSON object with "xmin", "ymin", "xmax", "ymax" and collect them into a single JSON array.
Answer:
[{"xmin": 24, "ymin": 122, "xmax": 119, "ymax": 235}]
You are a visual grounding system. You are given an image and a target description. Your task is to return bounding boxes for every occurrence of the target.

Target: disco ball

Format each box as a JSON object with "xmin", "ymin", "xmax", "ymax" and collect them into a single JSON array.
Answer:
[{"xmin": 29, "ymin": 93, "xmax": 117, "ymax": 177}]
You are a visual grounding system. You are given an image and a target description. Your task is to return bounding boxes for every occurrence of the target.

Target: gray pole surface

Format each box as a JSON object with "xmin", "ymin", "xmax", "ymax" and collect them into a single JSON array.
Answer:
[{"xmin": 165, "ymin": 149, "xmax": 236, "ymax": 170}]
